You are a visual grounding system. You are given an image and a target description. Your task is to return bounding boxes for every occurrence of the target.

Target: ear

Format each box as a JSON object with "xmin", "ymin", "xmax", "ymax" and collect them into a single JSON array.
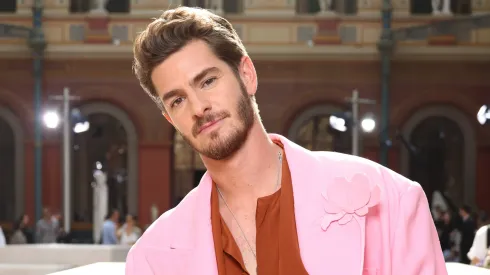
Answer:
[
  {"xmin": 239, "ymin": 56, "xmax": 257, "ymax": 97},
  {"xmin": 163, "ymin": 112, "xmax": 173, "ymax": 125}
]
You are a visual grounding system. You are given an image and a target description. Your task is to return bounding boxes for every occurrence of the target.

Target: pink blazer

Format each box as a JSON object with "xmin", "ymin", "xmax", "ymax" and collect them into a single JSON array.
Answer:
[{"xmin": 126, "ymin": 134, "xmax": 447, "ymax": 275}]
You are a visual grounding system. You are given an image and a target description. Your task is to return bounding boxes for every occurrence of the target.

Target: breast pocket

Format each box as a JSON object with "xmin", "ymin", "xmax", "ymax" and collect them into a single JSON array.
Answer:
[{"xmin": 363, "ymin": 268, "xmax": 378, "ymax": 275}]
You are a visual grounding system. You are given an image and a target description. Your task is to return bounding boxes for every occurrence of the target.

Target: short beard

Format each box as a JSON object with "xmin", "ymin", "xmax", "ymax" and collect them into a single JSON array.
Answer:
[{"xmin": 179, "ymin": 79, "xmax": 255, "ymax": 160}]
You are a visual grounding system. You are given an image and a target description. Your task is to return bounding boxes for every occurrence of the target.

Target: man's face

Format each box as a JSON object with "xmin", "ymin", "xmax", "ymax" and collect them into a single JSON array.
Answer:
[
  {"xmin": 43, "ymin": 209, "xmax": 51, "ymax": 219},
  {"xmin": 113, "ymin": 211, "xmax": 120, "ymax": 221},
  {"xmin": 151, "ymin": 40, "xmax": 256, "ymax": 160}
]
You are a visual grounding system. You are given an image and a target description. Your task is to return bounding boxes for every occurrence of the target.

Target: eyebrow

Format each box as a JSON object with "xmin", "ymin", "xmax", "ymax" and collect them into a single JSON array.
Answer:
[{"xmin": 161, "ymin": 66, "xmax": 220, "ymax": 104}]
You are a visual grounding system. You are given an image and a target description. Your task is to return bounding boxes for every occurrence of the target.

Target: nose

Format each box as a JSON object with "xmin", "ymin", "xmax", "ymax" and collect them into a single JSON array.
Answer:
[{"xmin": 189, "ymin": 91, "xmax": 211, "ymax": 117}]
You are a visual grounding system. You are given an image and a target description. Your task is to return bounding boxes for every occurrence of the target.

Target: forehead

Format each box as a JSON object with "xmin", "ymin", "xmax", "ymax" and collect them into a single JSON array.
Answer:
[{"xmin": 151, "ymin": 40, "xmax": 224, "ymax": 92}]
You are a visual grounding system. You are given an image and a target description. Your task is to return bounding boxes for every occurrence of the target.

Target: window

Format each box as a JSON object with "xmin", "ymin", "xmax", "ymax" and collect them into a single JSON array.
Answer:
[
  {"xmin": 70, "ymin": 0, "xmax": 90, "ymax": 13},
  {"xmin": 452, "ymin": 0, "xmax": 472, "ymax": 14},
  {"xmin": 106, "ymin": 0, "xmax": 130, "ymax": 13},
  {"xmin": 70, "ymin": 0, "xmax": 130, "ymax": 13},
  {"xmin": 338, "ymin": 0, "xmax": 357, "ymax": 15},
  {"xmin": 411, "ymin": 0, "xmax": 432, "ymax": 14},
  {"xmin": 224, "ymin": 0, "xmax": 244, "ymax": 14},
  {"xmin": 0, "ymin": 0, "xmax": 16, "ymax": 12},
  {"xmin": 411, "ymin": 0, "xmax": 472, "ymax": 15},
  {"xmin": 296, "ymin": 0, "xmax": 357, "ymax": 15},
  {"xmin": 183, "ymin": 0, "xmax": 206, "ymax": 8}
]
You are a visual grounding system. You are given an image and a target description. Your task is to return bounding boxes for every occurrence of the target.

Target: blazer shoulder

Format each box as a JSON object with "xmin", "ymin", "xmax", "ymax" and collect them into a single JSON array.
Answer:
[{"xmin": 312, "ymin": 151, "xmax": 416, "ymax": 196}]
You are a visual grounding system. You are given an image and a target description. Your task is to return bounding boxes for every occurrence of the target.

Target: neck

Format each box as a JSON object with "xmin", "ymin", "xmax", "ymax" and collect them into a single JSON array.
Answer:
[{"xmin": 202, "ymin": 122, "xmax": 281, "ymax": 202}]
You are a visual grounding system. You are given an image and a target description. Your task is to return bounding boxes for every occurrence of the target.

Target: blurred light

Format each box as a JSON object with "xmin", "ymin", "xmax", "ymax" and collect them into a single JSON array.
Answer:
[
  {"xmin": 43, "ymin": 111, "xmax": 60, "ymax": 129},
  {"xmin": 361, "ymin": 115, "xmax": 376, "ymax": 133},
  {"xmin": 96, "ymin": 161, "xmax": 102, "ymax": 170},
  {"xmin": 329, "ymin": 115, "xmax": 347, "ymax": 132},
  {"xmin": 73, "ymin": 121, "xmax": 90, "ymax": 133},
  {"xmin": 477, "ymin": 105, "xmax": 489, "ymax": 125}
]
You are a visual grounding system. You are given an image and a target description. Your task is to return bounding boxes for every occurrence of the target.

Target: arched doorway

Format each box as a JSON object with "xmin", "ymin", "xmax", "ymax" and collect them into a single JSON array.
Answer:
[
  {"xmin": 0, "ymin": 106, "xmax": 24, "ymax": 223},
  {"xmin": 401, "ymin": 105, "xmax": 476, "ymax": 207},
  {"xmin": 288, "ymin": 104, "xmax": 351, "ymax": 153},
  {"xmin": 408, "ymin": 117, "xmax": 464, "ymax": 207},
  {"xmin": 71, "ymin": 102, "xmax": 138, "ymax": 223},
  {"xmin": 172, "ymin": 131, "xmax": 205, "ymax": 206}
]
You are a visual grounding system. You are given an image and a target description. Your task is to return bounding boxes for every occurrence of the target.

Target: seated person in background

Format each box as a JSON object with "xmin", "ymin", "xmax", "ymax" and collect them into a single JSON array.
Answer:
[{"xmin": 117, "ymin": 214, "xmax": 141, "ymax": 246}]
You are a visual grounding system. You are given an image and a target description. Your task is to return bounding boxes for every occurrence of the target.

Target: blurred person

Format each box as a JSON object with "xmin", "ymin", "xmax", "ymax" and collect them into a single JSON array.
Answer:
[
  {"xmin": 35, "ymin": 208, "xmax": 59, "ymax": 243},
  {"xmin": 439, "ymin": 211, "xmax": 459, "ymax": 262},
  {"xmin": 9, "ymin": 214, "xmax": 33, "ymax": 244},
  {"xmin": 467, "ymin": 223, "xmax": 490, "ymax": 266},
  {"xmin": 117, "ymin": 214, "xmax": 141, "ymax": 246},
  {"xmin": 101, "ymin": 209, "xmax": 119, "ymax": 244},
  {"xmin": 0, "ymin": 225, "xmax": 5, "ymax": 247},
  {"xmin": 458, "ymin": 205, "xmax": 477, "ymax": 264},
  {"xmin": 126, "ymin": 7, "xmax": 447, "ymax": 275}
]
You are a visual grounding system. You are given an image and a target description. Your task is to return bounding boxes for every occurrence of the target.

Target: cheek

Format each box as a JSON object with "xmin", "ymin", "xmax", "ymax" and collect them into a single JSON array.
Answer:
[{"xmin": 172, "ymin": 117, "xmax": 194, "ymax": 135}]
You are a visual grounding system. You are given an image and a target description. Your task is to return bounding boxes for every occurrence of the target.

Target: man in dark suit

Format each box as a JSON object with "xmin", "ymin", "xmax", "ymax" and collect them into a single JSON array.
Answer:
[{"xmin": 459, "ymin": 205, "xmax": 477, "ymax": 264}]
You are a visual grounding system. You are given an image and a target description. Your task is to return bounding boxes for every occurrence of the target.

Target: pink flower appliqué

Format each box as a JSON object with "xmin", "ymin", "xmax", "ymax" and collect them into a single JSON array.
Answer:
[{"xmin": 321, "ymin": 173, "xmax": 381, "ymax": 230}]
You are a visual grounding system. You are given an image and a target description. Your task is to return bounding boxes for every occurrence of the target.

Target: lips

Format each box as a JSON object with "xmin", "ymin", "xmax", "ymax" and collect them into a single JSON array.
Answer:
[{"xmin": 198, "ymin": 117, "xmax": 223, "ymax": 134}]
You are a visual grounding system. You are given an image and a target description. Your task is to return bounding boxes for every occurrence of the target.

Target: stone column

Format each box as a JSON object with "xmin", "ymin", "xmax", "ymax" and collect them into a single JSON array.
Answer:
[
  {"xmin": 318, "ymin": 0, "xmax": 335, "ymax": 15},
  {"xmin": 441, "ymin": 0, "xmax": 452, "ymax": 15},
  {"xmin": 357, "ymin": 0, "xmax": 382, "ymax": 16},
  {"xmin": 89, "ymin": 0, "xmax": 108, "ymax": 15},
  {"xmin": 244, "ymin": 0, "xmax": 295, "ymax": 16}
]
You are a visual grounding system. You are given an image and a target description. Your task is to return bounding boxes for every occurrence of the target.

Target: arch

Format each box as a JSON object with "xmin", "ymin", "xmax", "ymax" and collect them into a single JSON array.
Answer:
[
  {"xmin": 287, "ymin": 104, "xmax": 344, "ymax": 140},
  {"xmin": 287, "ymin": 103, "xmax": 353, "ymax": 153},
  {"xmin": 78, "ymin": 102, "xmax": 139, "ymax": 215},
  {"xmin": 0, "ymin": 106, "xmax": 24, "ymax": 219},
  {"xmin": 400, "ymin": 105, "xmax": 476, "ymax": 206}
]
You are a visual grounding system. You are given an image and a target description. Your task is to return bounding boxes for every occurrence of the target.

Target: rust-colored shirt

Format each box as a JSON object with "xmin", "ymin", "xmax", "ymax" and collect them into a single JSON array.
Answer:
[{"xmin": 210, "ymin": 144, "xmax": 309, "ymax": 275}]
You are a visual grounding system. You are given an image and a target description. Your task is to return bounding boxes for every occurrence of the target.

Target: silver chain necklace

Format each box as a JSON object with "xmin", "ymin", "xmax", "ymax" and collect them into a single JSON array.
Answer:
[{"xmin": 216, "ymin": 150, "xmax": 283, "ymax": 259}]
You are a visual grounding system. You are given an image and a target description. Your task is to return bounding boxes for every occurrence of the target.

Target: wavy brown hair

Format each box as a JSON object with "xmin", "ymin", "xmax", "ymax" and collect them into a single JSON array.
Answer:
[{"xmin": 133, "ymin": 7, "xmax": 248, "ymax": 111}]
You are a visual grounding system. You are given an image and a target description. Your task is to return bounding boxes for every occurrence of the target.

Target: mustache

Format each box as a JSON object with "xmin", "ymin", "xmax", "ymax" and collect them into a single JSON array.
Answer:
[{"xmin": 192, "ymin": 111, "xmax": 230, "ymax": 137}]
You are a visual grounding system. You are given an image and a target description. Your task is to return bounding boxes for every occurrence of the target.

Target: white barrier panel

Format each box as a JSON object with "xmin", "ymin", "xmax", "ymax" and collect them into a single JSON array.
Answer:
[
  {"xmin": 0, "ymin": 264, "xmax": 72, "ymax": 275},
  {"xmin": 48, "ymin": 262, "xmax": 490, "ymax": 275},
  {"xmin": 0, "ymin": 244, "xmax": 130, "ymax": 266},
  {"xmin": 446, "ymin": 263, "xmax": 490, "ymax": 275},
  {"xmin": 48, "ymin": 262, "xmax": 125, "ymax": 275}
]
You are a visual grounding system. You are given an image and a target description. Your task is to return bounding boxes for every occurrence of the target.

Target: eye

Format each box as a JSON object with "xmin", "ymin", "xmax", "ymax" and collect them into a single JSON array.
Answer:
[
  {"xmin": 202, "ymin": 77, "xmax": 217, "ymax": 88},
  {"xmin": 171, "ymin": 97, "xmax": 184, "ymax": 108}
]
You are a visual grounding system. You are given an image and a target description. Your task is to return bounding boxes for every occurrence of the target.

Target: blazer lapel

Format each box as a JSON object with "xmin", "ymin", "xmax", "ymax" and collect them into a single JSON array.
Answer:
[
  {"xmin": 273, "ymin": 134, "xmax": 374, "ymax": 275},
  {"xmin": 187, "ymin": 173, "xmax": 219, "ymax": 275},
  {"xmin": 144, "ymin": 173, "xmax": 218, "ymax": 275}
]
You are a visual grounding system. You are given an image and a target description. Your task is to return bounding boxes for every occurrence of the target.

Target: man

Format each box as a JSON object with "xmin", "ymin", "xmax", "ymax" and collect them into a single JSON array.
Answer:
[
  {"xmin": 126, "ymin": 7, "xmax": 447, "ymax": 275},
  {"xmin": 458, "ymin": 205, "xmax": 477, "ymax": 264},
  {"xmin": 35, "ymin": 208, "xmax": 59, "ymax": 243},
  {"xmin": 101, "ymin": 209, "xmax": 119, "ymax": 244}
]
